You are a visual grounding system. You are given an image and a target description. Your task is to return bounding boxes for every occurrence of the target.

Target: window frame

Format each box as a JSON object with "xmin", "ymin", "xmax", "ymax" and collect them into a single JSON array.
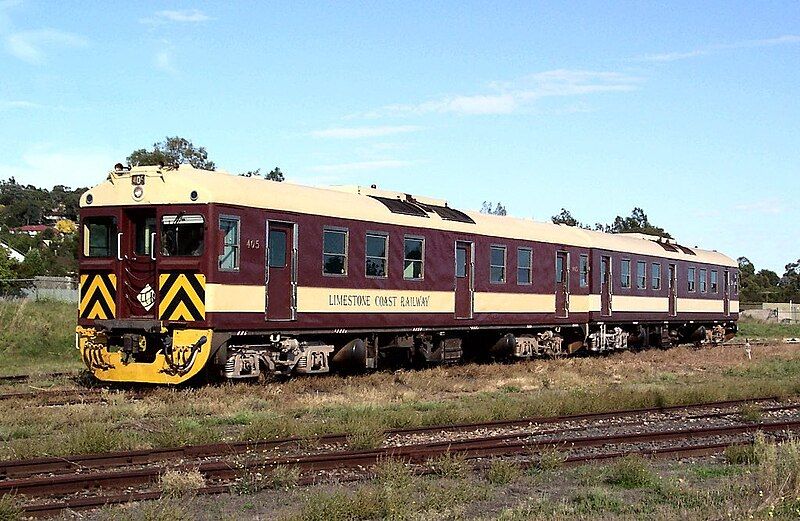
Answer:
[
  {"xmin": 365, "ymin": 232, "xmax": 389, "ymax": 279},
  {"xmin": 636, "ymin": 260, "xmax": 647, "ymax": 290},
  {"xmin": 620, "ymin": 259, "xmax": 631, "ymax": 289},
  {"xmin": 403, "ymin": 235, "xmax": 425, "ymax": 281},
  {"xmin": 160, "ymin": 214, "xmax": 205, "ymax": 257},
  {"xmin": 516, "ymin": 247, "xmax": 532, "ymax": 285},
  {"xmin": 83, "ymin": 216, "xmax": 118, "ymax": 258},
  {"xmin": 687, "ymin": 266, "xmax": 696, "ymax": 292},
  {"xmin": 699, "ymin": 268, "xmax": 707, "ymax": 293},
  {"xmin": 322, "ymin": 227, "xmax": 349, "ymax": 277},
  {"xmin": 218, "ymin": 215, "xmax": 241, "ymax": 271},
  {"xmin": 652, "ymin": 263, "xmax": 662, "ymax": 290},
  {"xmin": 490, "ymin": 245, "xmax": 507, "ymax": 284},
  {"xmin": 710, "ymin": 270, "xmax": 718, "ymax": 293},
  {"xmin": 578, "ymin": 254, "xmax": 589, "ymax": 288}
]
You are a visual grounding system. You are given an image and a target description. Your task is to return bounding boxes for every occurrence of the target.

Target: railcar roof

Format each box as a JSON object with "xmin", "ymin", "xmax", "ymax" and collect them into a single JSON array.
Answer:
[{"xmin": 81, "ymin": 165, "xmax": 737, "ymax": 267}]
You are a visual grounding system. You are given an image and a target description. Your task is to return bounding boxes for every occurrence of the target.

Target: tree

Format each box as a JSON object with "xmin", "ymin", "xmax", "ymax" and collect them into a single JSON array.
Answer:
[
  {"xmin": 240, "ymin": 167, "xmax": 285, "ymax": 182},
  {"xmin": 481, "ymin": 201, "xmax": 507, "ymax": 216},
  {"xmin": 552, "ymin": 208, "xmax": 585, "ymax": 227},
  {"xmin": 606, "ymin": 207, "xmax": 672, "ymax": 238},
  {"xmin": 127, "ymin": 136, "xmax": 216, "ymax": 170},
  {"xmin": 265, "ymin": 167, "xmax": 284, "ymax": 182}
]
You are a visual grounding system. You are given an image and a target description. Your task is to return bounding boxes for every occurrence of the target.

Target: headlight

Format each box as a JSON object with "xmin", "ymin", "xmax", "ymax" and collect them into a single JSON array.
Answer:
[{"xmin": 132, "ymin": 185, "xmax": 144, "ymax": 200}]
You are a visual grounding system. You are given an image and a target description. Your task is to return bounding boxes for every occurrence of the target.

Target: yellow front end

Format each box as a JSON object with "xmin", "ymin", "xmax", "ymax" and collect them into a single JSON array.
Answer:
[{"xmin": 76, "ymin": 327, "xmax": 213, "ymax": 384}]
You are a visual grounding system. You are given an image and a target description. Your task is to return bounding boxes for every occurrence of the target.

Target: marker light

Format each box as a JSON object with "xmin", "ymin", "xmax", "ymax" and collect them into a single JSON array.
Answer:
[{"xmin": 133, "ymin": 186, "xmax": 144, "ymax": 200}]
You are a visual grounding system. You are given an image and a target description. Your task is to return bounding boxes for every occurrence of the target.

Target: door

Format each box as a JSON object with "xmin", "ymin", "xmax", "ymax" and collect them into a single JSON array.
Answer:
[
  {"xmin": 454, "ymin": 241, "xmax": 473, "ymax": 319},
  {"xmin": 121, "ymin": 208, "xmax": 157, "ymax": 318},
  {"xmin": 668, "ymin": 264, "xmax": 677, "ymax": 317},
  {"xmin": 600, "ymin": 255, "xmax": 612, "ymax": 316},
  {"xmin": 723, "ymin": 270, "xmax": 730, "ymax": 316},
  {"xmin": 555, "ymin": 251, "xmax": 569, "ymax": 318},
  {"xmin": 266, "ymin": 221, "xmax": 296, "ymax": 320}
]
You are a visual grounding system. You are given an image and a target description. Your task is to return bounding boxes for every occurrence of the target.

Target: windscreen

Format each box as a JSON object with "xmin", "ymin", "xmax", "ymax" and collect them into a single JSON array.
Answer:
[{"xmin": 161, "ymin": 214, "xmax": 204, "ymax": 256}]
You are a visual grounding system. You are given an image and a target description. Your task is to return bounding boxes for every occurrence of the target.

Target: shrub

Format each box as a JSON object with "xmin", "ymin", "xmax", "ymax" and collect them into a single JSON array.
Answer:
[
  {"xmin": 0, "ymin": 495, "xmax": 22, "ymax": 521},
  {"xmin": 724, "ymin": 444, "xmax": 758, "ymax": 465},
  {"xmin": 604, "ymin": 455, "xmax": 656, "ymax": 489},
  {"xmin": 486, "ymin": 459, "xmax": 520, "ymax": 485},
  {"xmin": 739, "ymin": 404, "xmax": 762, "ymax": 422},
  {"xmin": 535, "ymin": 447, "xmax": 568, "ymax": 471},
  {"xmin": 428, "ymin": 452, "xmax": 470, "ymax": 479},
  {"xmin": 346, "ymin": 422, "xmax": 385, "ymax": 450}
]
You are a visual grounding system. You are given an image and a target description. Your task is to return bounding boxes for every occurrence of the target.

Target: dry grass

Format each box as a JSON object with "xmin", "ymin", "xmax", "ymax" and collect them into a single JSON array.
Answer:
[
  {"xmin": 0, "ymin": 339, "xmax": 799, "ymax": 461},
  {"xmin": 159, "ymin": 469, "xmax": 206, "ymax": 497}
]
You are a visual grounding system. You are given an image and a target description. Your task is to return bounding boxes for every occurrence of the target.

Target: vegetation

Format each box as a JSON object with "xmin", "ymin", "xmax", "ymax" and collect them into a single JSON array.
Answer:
[
  {"xmin": 480, "ymin": 201, "xmax": 507, "ymax": 215},
  {"xmin": 738, "ymin": 256, "xmax": 800, "ymax": 304},
  {"xmin": 552, "ymin": 206, "xmax": 672, "ymax": 238},
  {"xmin": 0, "ymin": 300, "xmax": 82, "ymax": 375},
  {"xmin": 738, "ymin": 318, "xmax": 800, "ymax": 338}
]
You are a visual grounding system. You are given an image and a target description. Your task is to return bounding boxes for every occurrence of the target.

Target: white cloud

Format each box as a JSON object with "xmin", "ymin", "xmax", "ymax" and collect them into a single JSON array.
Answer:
[
  {"xmin": 640, "ymin": 34, "xmax": 800, "ymax": 62},
  {"xmin": 365, "ymin": 69, "xmax": 642, "ymax": 117},
  {"xmin": 310, "ymin": 125, "xmax": 422, "ymax": 139},
  {"xmin": 5, "ymin": 28, "xmax": 87, "ymax": 64},
  {"xmin": 733, "ymin": 199, "xmax": 784, "ymax": 215},
  {"xmin": 0, "ymin": 100, "xmax": 41, "ymax": 110},
  {"xmin": 154, "ymin": 49, "xmax": 177, "ymax": 74},
  {"xmin": 309, "ymin": 160, "xmax": 414, "ymax": 174},
  {"xmin": 141, "ymin": 9, "xmax": 211, "ymax": 25},
  {"xmin": 0, "ymin": 148, "xmax": 121, "ymax": 188}
]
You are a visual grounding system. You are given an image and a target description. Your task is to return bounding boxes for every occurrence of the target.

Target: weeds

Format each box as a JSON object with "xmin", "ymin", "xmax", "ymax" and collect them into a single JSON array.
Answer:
[
  {"xmin": 739, "ymin": 403, "xmax": 763, "ymax": 422},
  {"xmin": 485, "ymin": 459, "xmax": 520, "ymax": 485},
  {"xmin": 428, "ymin": 452, "xmax": 470, "ymax": 479},
  {"xmin": 534, "ymin": 447, "xmax": 568, "ymax": 471},
  {"xmin": 724, "ymin": 444, "xmax": 758, "ymax": 465},
  {"xmin": 346, "ymin": 422, "xmax": 385, "ymax": 450},
  {"xmin": 605, "ymin": 455, "xmax": 656, "ymax": 489},
  {"xmin": 0, "ymin": 495, "xmax": 21, "ymax": 521}
]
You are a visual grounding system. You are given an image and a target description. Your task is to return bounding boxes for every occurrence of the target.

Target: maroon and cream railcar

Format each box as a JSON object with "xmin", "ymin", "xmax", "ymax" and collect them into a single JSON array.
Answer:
[{"xmin": 76, "ymin": 165, "xmax": 739, "ymax": 384}]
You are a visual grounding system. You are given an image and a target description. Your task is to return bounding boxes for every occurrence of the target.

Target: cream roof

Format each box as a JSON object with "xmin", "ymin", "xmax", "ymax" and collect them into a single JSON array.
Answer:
[{"xmin": 82, "ymin": 165, "xmax": 737, "ymax": 267}]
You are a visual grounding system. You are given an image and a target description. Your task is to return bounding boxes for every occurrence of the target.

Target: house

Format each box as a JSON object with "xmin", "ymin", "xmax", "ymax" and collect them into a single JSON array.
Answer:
[
  {"xmin": 0, "ymin": 241, "xmax": 25, "ymax": 262},
  {"xmin": 9, "ymin": 224, "xmax": 50, "ymax": 236}
]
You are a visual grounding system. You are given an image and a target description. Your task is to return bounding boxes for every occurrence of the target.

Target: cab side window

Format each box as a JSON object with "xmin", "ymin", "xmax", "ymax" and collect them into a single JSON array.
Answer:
[{"xmin": 219, "ymin": 216, "xmax": 240, "ymax": 270}]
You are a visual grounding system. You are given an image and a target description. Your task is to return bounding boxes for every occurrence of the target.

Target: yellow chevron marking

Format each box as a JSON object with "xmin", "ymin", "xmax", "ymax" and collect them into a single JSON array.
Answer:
[
  {"xmin": 79, "ymin": 273, "xmax": 116, "ymax": 319},
  {"xmin": 158, "ymin": 273, "xmax": 205, "ymax": 321}
]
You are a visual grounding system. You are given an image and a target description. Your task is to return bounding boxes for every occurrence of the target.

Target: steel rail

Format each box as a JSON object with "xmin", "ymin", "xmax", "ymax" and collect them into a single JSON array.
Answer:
[
  {"xmin": 16, "ymin": 420, "xmax": 800, "ymax": 518},
  {"xmin": 0, "ymin": 395, "xmax": 793, "ymax": 479},
  {"xmin": 3, "ymin": 417, "xmax": 799, "ymax": 498}
]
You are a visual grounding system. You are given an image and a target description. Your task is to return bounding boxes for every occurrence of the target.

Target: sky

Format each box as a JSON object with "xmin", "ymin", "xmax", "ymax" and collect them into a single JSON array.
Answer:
[{"xmin": 0, "ymin": 1, "xmax": 798, "ymax": 273}]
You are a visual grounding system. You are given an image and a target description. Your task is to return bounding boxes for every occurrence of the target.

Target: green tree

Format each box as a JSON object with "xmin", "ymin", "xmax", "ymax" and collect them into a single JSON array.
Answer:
[
  {"xmin": 240, "ymin": 167, "xmax": 285, "ymax": 181},
  {"xmin": 481, "ymin": 201, "xmax": 507, "ymax": 216},
  {"xmin": 551, "ymin": 208, "xmax": 586, "ymax": 227},
  {"xmin": 606, "ymin": 207, "xmax": 672, "ymax": 238},
  {"xmin": 127, "ymin": 136, "xmax": 216, "ymax": 170}
]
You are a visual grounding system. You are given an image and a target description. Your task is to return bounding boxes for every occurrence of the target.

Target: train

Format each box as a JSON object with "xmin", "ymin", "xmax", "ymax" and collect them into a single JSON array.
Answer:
[{"xmin": 76, "ymin": 164, "xmax": 739, "ymax": 384}]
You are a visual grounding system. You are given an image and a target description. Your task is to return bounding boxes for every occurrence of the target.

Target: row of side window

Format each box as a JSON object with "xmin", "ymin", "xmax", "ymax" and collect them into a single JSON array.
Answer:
[
  {"xmin": 322, "ymin": 228, "xmax": 424, "ymax": 279},
  {"xmin": 619, "ymin": 258, "xmax": 720, "ymax": 294},
  {"xmin": 489, "ymin": 247, "xmax": 590, "ymax": 288}
]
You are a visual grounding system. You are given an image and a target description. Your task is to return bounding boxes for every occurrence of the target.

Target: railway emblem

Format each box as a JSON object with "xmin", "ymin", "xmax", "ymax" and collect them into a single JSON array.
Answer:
[
  {"xmin": 79, "ymin": 272, "xmax": 117, "ymax": 319},
  {"xmin": 137, "ymin": 284, "xmax": 155, "ymax": 311},
  {"xmin": 158, "ymin": 272, "xmax": 206, "ymax": 321}
]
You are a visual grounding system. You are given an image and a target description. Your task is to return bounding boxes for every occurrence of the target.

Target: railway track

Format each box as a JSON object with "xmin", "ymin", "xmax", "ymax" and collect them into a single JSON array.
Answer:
[
  {"xmin": 0, "ymin": 387, "xmax": 139, "ymax": 406},
  {"xmin": 0, "ymin": 371, "xmax": 77, "ymax": 383},
  {"xmin": 0, "ymin": 395, "xmax": 789, "ymax": 479},
  {"xmin": 4, "ymin": 395, "xmax": 800, "ymax": 517}
]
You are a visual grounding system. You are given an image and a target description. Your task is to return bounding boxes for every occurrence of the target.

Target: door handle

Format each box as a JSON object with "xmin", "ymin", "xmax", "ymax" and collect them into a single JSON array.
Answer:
[
  {"xmin": 150, "ymin": 232, "xmax": 156, "ymax": 261},
  {"xmin": 117, "ymin": 232, "xmax": 123, "ymax": 261}
]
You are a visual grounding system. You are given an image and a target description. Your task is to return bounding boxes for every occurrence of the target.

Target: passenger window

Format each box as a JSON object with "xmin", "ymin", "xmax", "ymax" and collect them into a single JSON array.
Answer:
[
  {"xmin": 556, "ymin": 255, "xmax": 565, "ymax": 284},
  {"xmin": 652, "ymin": 263, "xmax": 662, "ymax": 290},
  {"xmin": 161, "ymin": 214, "xmax": 204, "ymax": 256},
  {"xmin": 490, "ymin": 246, "xmax": 506, "ymax": 283},
  {"xmin": 637, "ymin": 261, "xmax": 646, "ymax": 289},
  {"xmin": 517, "ymin": 248, "xmax": 532, "ymax": 285},
  {"xmin": 699, "ymin": 268, "xmax": 707, "ymax": 293},
  {"xmin": 268, "ymin": 229, "xmax": 286, "ymax": 268},
  {"xmin": 83, "ymin": 217, "xmax": 117, "ymax": 257},
  {"xmin": 323, "ymin": 229, "xmax": 348, "ymax": 275},
  {"xmin": 710, "ymin": 270, "xmax": 718, "ymax": 293},
  {"xmin": 688, "ymin": 267, "xmax": 696, "ymax": 292},
  {"xmin": 579, "ymin": 254, "xmax": 589, "ymax": 288},
  {"xmin": 621, "ymin": 259, "xmax": 631, "ymax": 288},
  {"xmin": 219, "ymin": 217, "xmax": 240, "ymax": 270},
  {"xmin": 456, "ymin": 247, "xmax": 467, "ymax": 278},
  {"xmin": 365, "ymin": 233, "xmax": 387, "ymax": 277},
  {"xmin": 403, "ymin": 237, "xmax": 424, "ymax": 279}
]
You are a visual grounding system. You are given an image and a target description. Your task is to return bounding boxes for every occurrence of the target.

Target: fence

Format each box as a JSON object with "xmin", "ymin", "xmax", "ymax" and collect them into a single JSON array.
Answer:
[
  {"xmin": 740, "ymin": 302, "xmax": 800, "ymax": 323},
  {"xmin": 0, "ymin": 277, "xmax": 78, "ymax": 303}
]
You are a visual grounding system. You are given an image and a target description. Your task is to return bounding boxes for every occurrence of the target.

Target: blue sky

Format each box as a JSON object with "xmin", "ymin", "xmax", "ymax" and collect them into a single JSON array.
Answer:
[{"xmin": 1, "ymin": 1, "xmax": 798, "ymax": 273}]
